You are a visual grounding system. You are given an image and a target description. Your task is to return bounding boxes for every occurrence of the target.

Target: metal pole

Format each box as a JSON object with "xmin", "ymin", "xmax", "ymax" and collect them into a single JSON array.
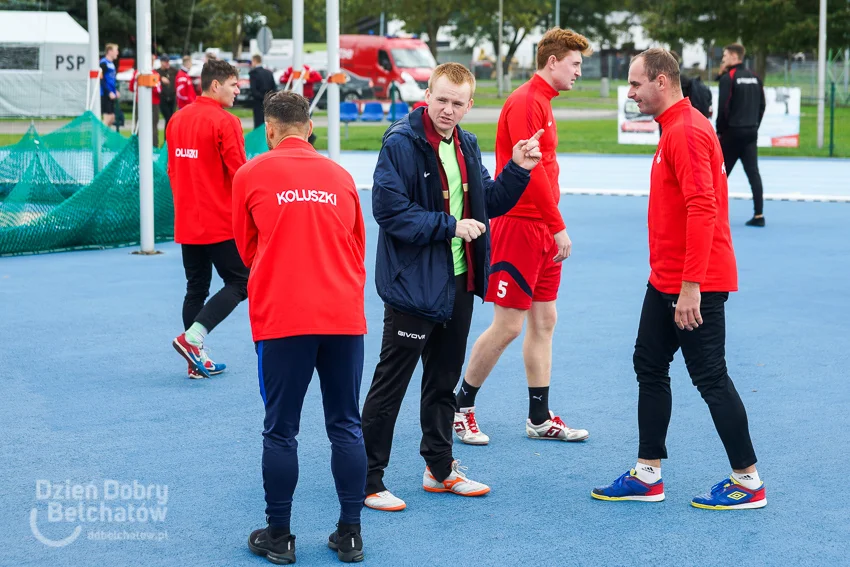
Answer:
[
  {"xmin": 136, "ymin": 0, "xmax": 155, "ymax": 253},
  {"xmin": 829, "ymin": 82, "xmax": 836, "ymax": 157},
  {"xmin": 497, "ymin": 0, "xmax": 503, "ymax": 98},
  {"xmin": 326, "ymin": 0, "xmax": 341, "ymax": 162},
  {"xmin": 87, "ymin": 0, "xmax": 101, "ymax": 118},
  {"xmin": 293, "ymin": 0, "xmax": 304, "ymax": 95},
  {"xmin": 87, "ymin": 0, "xmax": 103, "ymax": 176},
  {"xmin": 380, "ymin": 12, "xmax": 385, "ymax": 36},
  {"xmin": 816, "ymin": 0, "xmax": 827, "ymax": 148},
  {"xmin": 555, "ymin": 0, "xmax": 560, "ymax": 28},
  {"xmin": 844, "ymin": 48, "xmax": 849, "ymax": 96}
]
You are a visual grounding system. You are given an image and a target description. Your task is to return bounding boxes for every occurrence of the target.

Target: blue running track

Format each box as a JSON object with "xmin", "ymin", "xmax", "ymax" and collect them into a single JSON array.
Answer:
[{"xmin": 2, "ymin": 156, "xmax": 849, "ymax": 566}]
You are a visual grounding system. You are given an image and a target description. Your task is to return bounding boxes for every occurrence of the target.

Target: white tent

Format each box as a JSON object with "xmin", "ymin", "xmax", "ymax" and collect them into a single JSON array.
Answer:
[{"xmin": 0, "ymin": 11, "xmax": 90, "ymax": 117}]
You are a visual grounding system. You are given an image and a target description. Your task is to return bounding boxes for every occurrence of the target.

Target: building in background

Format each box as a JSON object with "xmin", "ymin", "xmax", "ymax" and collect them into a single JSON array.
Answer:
[{"xmin": 0, "ymin": 11, "xmax": 90, "ymax": 118}]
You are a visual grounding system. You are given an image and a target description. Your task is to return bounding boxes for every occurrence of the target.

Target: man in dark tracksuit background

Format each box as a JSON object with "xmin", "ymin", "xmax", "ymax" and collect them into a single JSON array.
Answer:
[
  {"xmin": 157, "ymin": 55, "xmax": 178, "ymax": 129},
  {"xmin": 249, "ymin": 55, "xmax": 277, "ymax": 128},
  {"xmin": 360, "ymin": 63, "xmax": 543, "ymax": 512},
  {"xmin": 717, "ymin": 43, "xmax": 767, "ymax": 227}
]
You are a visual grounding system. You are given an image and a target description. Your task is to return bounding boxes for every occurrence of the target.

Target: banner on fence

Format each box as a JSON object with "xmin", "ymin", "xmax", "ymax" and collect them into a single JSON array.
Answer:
[{"xmin": 617, "ymin": 86, "xmax": 801, "ymax": 147}]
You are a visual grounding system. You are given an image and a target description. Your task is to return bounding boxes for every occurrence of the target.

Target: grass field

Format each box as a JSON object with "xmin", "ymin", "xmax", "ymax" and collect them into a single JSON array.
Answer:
[
  {"xmin": 1, "ymin": 105, "xmax": 847, "ymax": 158},
  {"xmin": 473, "ymin": 79, "xmax": 622, "ymax": 108},
  {"xmin": 310, "ymin": 105, "xmax": 850, "ymax": 158}
]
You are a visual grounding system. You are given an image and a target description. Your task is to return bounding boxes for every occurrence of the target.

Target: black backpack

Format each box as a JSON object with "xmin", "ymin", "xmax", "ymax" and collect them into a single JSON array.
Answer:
[{"xmin": 682, "ymin": 75, "xmax": 712, "ymax": 118}]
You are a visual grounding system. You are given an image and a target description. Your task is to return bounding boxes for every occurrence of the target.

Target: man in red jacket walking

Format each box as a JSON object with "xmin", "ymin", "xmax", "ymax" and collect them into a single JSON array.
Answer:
[
  {"xmin": 454, "ymin": 28, "xmax": 592, "ymax": 446},
  {"xmin": 167, "ymin": 59, "xmax": 249, "ymax": 379},
  {"xmin": 233, "ymin": 91, "xmax": 367, "ymax": 564},
  {"xmin": 592, "ymin": 48, "xmax": 764, "ymax": 510}
]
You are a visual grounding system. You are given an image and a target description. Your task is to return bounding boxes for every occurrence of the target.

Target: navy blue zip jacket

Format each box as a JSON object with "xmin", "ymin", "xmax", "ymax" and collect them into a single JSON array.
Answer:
[{"xmin": 372, "ymin": 107, "xmax": 531, "ymax": 322}]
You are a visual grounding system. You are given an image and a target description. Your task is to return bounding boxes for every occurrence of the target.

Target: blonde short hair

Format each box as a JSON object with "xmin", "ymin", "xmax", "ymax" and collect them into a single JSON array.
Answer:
[
  {"xmin": 428, "ymin": 62, "xmax": 476, "ymax": 96},
  {"xmin": 105, "ymin": 43, "xmax": 119, "ymax": 54},
  {"xmin": 536, "ymin": 28, "xmax": 592, "ymax": 69}
]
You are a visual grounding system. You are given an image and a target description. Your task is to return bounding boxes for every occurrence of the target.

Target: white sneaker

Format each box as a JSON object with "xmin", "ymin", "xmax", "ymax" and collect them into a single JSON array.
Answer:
[
  {"xmin": 453, "ymin": 407, "xmax": 490, "ymax": 445},
  {"xmin": 423, "ymin": 460, "xmax": 490, "ymax": 497},
  {"xmin": 364, "ymin": 490, "xmax": 406, "ymax": 512},
  {"xmin": 526, "ymin": 411, "xmax": 589, "ymax": 442}
]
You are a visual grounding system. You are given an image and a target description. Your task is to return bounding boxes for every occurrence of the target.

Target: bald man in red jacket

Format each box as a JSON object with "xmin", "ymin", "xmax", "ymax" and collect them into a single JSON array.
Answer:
[
  {"xmin": 233, "ymin": 91, "xmax": 367, "ymax": 564},
  {"xmin": 592, "ymin": 48, "xmax": 764, "ymax": 511}
]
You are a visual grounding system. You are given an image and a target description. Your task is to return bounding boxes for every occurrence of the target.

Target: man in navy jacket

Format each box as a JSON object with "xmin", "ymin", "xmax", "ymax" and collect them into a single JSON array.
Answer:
[{"xmin": 361, "ymin": 63, "xmax": 544, "ymax": 512}]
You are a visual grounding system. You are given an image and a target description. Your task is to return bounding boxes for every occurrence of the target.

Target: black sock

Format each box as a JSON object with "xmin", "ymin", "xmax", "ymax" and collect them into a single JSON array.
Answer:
[
  {"xmin": 455, "ymin": 379, "xmax": 480, "ymax": 410},
  {"xmin": 337, "ymin": 522, "xmax": 361, "ymax": 536},
  {"xmin": 269, "ymin": 524, "xmax": 290, "ymax": 539},
  {"xmin": 528, "ymin": 387, "xmax": 550, "ymax": 425}
]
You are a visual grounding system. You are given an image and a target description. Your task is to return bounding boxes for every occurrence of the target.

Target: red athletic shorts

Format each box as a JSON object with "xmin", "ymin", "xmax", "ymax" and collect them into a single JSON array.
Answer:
[{"xmin": 484, "ymin": 216, "xmax": 561, "ymax": 310}]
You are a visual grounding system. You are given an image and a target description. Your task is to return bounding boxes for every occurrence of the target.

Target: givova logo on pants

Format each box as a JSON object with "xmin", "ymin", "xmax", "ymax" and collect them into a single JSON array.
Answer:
[{"xmin": 397, "ymin": 330, "xmax": 425, "ymax": 340}]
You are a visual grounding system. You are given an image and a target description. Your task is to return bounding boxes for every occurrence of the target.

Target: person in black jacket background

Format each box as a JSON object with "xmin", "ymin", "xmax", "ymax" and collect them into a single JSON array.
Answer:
[
  {"xmin": 157, "ymin": 55, "xmax": 178, "ymax": 129},
  {"xmin": 717, "ymin": 43, "xmax": 767, "ymax": 227},
  {"xmin": 249, "ymin": 55, "xmax": 277, "ymax": 128},
  {"xmin": 360, "ymin": 63, "xmax": 543, "ymax": 513}
]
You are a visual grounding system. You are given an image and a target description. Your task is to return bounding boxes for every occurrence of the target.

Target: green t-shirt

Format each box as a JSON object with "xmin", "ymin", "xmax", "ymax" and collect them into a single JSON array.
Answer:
[{"xmin": 439, "ymin": 140, "xmax": 467, "ymax": 275}]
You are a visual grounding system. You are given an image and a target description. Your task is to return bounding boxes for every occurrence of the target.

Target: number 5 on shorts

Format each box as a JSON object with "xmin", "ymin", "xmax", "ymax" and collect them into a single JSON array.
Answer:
[{"xmin": 497, "ymin": 280, "xmax": 508, "ymax": 298}]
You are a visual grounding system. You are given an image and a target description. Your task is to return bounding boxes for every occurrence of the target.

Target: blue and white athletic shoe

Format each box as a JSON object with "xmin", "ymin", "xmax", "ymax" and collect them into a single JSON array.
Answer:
[{"xmin": 187, "ymin": 349, "xmax": 226, "ymax": 379}]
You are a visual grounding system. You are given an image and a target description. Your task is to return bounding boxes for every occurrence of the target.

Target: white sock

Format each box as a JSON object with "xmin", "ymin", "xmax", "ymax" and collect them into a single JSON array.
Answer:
[
  {"xmin": 184, "ymin": 322, "xmax": 208, "ymax": 347},
  {"xmin": 634, "ymin": 462, "xmax": 661, "ymax": 484},
  {"xmin": 732, "ymin": 470, "xmax": 762, "ymax": 490}
]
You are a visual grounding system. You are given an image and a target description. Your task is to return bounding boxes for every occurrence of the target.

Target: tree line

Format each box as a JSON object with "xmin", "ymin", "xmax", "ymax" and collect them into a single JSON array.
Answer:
[{"xmin": 7, "ymin": 0, "xmax": 848, "ymax": 76}]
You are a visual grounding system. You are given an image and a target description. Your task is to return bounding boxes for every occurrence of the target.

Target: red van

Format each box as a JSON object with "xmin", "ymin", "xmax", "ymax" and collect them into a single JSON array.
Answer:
[{"xmin": 339, "ymin": 35, "xmax": 436, "ymax": 99}]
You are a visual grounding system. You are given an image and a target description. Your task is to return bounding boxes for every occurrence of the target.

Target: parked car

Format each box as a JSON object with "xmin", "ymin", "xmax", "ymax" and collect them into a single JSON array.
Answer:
[
  {"xmin": 235, "ymin": 66, "xmax": 252, "ymax": 105},
  {"xmin": 313, "ymin": 69, "xmax": 375, "ymax": 109}
]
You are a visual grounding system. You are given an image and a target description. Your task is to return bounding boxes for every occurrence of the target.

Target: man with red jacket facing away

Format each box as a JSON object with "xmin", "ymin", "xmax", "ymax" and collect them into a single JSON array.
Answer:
[
  {"xmin": 129, "ymin": 54, "xmax": 163, "ymax": 147},
  {"xmin": 167, "ymin": 59, "xmax": 249, "ymax": 379},
  {"xmin": 592, "ymin": 49, "xmax": 765, "ymax": 511},
  {"xmin": 232, "ymin": 91, "xmax": 368, "ymax": 565},
  {"xmin": 175, "ymin": 55, "xmax": 198, "ymax": 110}
]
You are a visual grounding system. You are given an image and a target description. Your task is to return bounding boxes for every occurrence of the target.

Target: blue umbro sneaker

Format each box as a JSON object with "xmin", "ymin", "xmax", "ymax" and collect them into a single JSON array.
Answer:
[
  {"xmin": 591, "ymin": 469, "xmax": 665, "ymax": 502},
  {"xmin": 691, "ymin": 476, "xmax": 766, "ymax": 510}
]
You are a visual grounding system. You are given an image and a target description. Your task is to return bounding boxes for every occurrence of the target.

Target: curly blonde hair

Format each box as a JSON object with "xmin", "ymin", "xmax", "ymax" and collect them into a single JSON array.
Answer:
[{"xmin": 536, "ymin": 28, "xmax": 592, "ymax": 70}]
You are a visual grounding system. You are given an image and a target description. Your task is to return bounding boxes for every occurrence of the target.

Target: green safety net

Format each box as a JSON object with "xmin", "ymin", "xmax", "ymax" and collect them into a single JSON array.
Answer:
[
  {"xmin": 0, "ymin": 113, "xmax": 269, "ymax": 256},
  {"xmin": 244, "ymin": 124, "xmax": 268, "ymax": 159}
]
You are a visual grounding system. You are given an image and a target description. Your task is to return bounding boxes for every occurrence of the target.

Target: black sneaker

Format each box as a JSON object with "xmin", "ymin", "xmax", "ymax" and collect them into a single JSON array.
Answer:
[
  {"xmin": 745, "ymin": 216, "xmax": 766, "ymax": 227},
  {"xmin": 248, "ymin": 528, "xmax": 296, "ymax": 565},
  {"xmin": 328, "ymin": 523, "xmax": 364, "ymax": 563}
]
